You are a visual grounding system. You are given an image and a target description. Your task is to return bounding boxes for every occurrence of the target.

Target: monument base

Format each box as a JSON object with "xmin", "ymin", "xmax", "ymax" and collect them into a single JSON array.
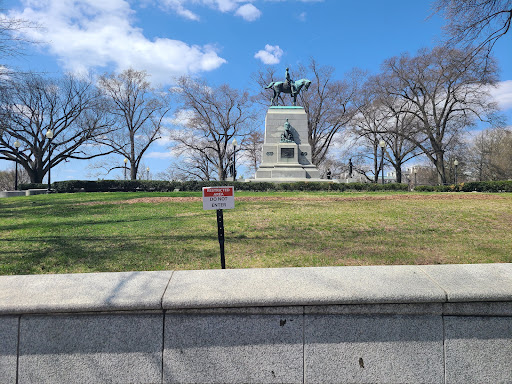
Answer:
[
  {"xmin": 247, "ymin": 177, "xmax": 337, "ymax": 183},
  {"xmin": 254, "ymin": 106, "xmax": 321, "ymax": 181}
]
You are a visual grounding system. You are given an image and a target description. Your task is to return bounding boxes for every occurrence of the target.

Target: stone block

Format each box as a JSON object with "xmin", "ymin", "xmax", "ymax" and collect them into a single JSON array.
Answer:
[
  {"xmin": 272, "ymin": 168, "xmax": 306, "ymax": 178},
  {"xmin": 0, "ymin": 316, "xmax": 18, "ymax": 383},
  {"xmin": 444, "ymin": 316, "xmax": 512, "ymax": 383},
  {"xmin": 163, "ymin": 310, "xmax": 303, "ymax": 383},
  {"xmin": 419, "ymin": 263, "xmax": 512, "ymax": 302},
  {"xmin": 305, "ymin": 303, "xmax": 443, "ymax": 315},
  {"xmin": 0, "ymin": 191, "xmax": 25, "ymax": 197},
  {"xmin": 0, "ymin": 270, "xmax": 172, "ymax": 314},
  {"xmin": 18, "ymin": 313, "xmax": 163, "ymax": 384},
  {"xmin": 304, "ymin": 314, "xmax": 444, "ymax": 383},
  {"xmin": 443, "ymin": 301, "xmax": 512, "ymax": 316},
  {"xmin": 163, "ymin": 266, "xmax": 446, "ymax": 310},
  {"xmin": 25, "ymin": 189, "xmax": 48, "ymax": 196},
  {"xmin": 265, "ymin": 107, "xmax": 308, "ymax": 145}
]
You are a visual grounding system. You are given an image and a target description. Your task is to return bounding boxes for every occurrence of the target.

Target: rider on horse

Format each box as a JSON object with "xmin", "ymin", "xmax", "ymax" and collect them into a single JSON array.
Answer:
[{"xmin": 285, "ymin": 68, "xmax": 297, "ymax": 98}]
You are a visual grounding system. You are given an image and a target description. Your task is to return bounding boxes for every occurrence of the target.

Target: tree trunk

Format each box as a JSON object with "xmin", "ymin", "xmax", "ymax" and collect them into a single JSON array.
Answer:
[
  {"xmin": 434, "ymin": 152, "xmax": 447, "ymax": 184},
  {"xmin": 218, "ymin": 153, "xmax": 225, "ymax": 181},
  {"xmin": 394, "ymin": 164, "xmax": 403, "ymax": 184},
  {"xmin": 28, "ymin": 168, "xmax": 44, "ymax": 184}
]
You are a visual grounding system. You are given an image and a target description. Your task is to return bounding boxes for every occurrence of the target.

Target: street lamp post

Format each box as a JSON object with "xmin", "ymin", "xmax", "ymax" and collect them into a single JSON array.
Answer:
[
  {"xmin": 146, "ymin": 167, "xmax": 150, "ymax": 181},
  {"xmin": 232, "ymin": 138, "xmax": 237, "ymax": 181},
  {"xmin": 414, "ymin": 167, "xmax": 417, "ymax": 187},
  {"xmin": 454, "ymin": 159, "xmax": 459, "ymax": 184},
  {"xmin": 46, "ymin": 129, "xmax": 54, "ymax": 191},
  {"xmin": 379, "ymin": 140, "xmax": 385, "ymax": 185},
  {"xmin": 124, "ymin": 158, "xmax": 128, "ymax": 180},
  {"xmin": 14, "ymin": 140, "xmax": 21, "ymax": 190}
]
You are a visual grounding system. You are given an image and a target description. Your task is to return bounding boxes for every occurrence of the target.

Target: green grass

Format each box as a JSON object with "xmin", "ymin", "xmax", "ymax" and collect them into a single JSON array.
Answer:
[{"xmin": 0, "ymin": 191, "xmax": 511, "ymax": 275}]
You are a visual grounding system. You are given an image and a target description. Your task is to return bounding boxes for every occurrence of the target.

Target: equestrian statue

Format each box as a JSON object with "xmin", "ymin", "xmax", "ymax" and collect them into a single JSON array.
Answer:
[{"xmin": 265, "ymin": 67, "xmax": 311, "ymax": 106}]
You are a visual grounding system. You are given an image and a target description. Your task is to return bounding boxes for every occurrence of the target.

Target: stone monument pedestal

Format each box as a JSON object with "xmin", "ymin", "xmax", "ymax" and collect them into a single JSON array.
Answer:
[{"xmin": 254, "ymin": 107, "xmax": 323, "ymax": 182}]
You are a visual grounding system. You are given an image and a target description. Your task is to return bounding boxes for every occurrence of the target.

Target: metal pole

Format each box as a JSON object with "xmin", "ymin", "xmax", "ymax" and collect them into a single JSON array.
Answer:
[
  {"xmin": 124, "ymin": 164, "xmax": 127, "ymax": 180},
  {"xmin": 233, "ymin": 144, "xmax": 236, "ymax": 181},
  {"xmin": 216, "ymin": 209, "xmax": 226, "ymax": 269},
  {"xmin": 14, "ymin": 148, "xmax": 19, "ymax": 191},
  {"xmin": 47, "ymin": 140, "xmax": 52, "ymax": 191},
  {"xmin": 380, "ymin": 146, "xmax": 385, "ymax": 185},
  {"xmin": 455, "ymin": 164, "xmax": 458, "ymax": 184}
]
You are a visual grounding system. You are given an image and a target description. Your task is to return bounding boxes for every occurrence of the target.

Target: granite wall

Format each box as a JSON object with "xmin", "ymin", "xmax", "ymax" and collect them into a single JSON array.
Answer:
[{"xmin": 0, "ymin": 264, "xmax": 511, "ymax": 383}]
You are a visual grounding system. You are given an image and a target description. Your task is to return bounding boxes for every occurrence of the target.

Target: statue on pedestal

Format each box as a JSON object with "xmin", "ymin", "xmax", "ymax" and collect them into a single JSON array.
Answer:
[{"xmin": 265, "ymin": 67, "xmax": 312, "ymax": 106}]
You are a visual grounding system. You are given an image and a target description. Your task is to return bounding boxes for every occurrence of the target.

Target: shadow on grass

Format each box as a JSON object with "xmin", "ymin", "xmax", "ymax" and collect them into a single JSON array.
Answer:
[
  {"xmin": 0, "ymin": 232, "xmax": 218, "ymax": 275},
  {"xmin": 0, "ymin": 214, "xmax": 176, "ymax": 232}
]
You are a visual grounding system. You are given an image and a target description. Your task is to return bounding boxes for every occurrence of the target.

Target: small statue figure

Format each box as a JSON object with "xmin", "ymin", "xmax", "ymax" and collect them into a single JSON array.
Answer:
[
  {"xmin": 280, "ymin": 119, "xmax": 294, "ymax": 143},
  {"xmin": 327, "ymin": 169, "xmax": 332, "ymax": 180},
  {"xmin": 348, "ymin": 158, "xmax": 353, "ymax": 178}
]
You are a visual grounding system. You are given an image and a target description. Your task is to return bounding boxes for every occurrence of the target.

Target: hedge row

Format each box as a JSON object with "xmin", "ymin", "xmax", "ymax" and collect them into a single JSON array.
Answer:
[
  {"xmin": 18, "ymin": 183, "xmax": 47, "ymax": 190},
  {"xmin": 20, "ymin": 180, "xmax": 511, "ymax": 193},
  {"xmin": 20, "ymin": 180, "xmax": 409, "ymax": 193},
  {"xmin": 415, "ymin": 180, "xmax": 512, "ymax": 192}
]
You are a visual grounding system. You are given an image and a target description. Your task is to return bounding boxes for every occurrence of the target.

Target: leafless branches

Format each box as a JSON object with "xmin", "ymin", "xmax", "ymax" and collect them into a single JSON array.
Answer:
[
  {"xmin": 169, "ymin": 76, "xmax": 257, "ymax": 180},
  {"xmin": 433, "ymin": 0, "xmax": 512, "ymax": 55},
  {"xmin": 96, "ymin": 69, "xmax": 172, "ymax": 180},
  {"xmin": 373, "ymin": 46, "xmax": 499, "ymax": 183},
  {"xmin": 0, "ymin": 72, "xmax": 112, "ymax": 183}
]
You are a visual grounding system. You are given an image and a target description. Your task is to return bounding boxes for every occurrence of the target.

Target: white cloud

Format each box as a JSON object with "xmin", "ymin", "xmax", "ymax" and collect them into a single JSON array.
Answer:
[
  {"xmin": 490, "ymin": 80, "xmax": 512, "ymax": 110},
  {"xmin": 170, "ymin": 109, "xmax": 196, "ymax": 127},
  {"xmin": 162, "ymin": 1, "xmax": 201, "ymax": 20},
  {"xmin": 297, "ymin": 11, "xmax": 306, "ymax": 21},
  {"xmin": 157, "ymin": 0, "xmax": 256, "ymax": 19},
  {"xmin": 10, "ymin": 0, "xmax": 226, "ymax": 84},
  {"xmin": 235, "ymin": 4, "xmax": 261, "ymax": 21},
  {"xmin": 254, "ymin": 44, "xmax": 283, "ymax": 65},
  {"xmin": 147, "ymin": 151, "xmax": 175, "ymax": 159}
]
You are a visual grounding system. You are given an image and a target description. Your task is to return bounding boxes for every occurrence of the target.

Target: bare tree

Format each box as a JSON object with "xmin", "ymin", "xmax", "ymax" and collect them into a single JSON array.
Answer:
[
  {"xmin": 241, "ymin": 130, "xmax": 263, "ymax": 177},
  {"xmin": 171, "ymin": 146, "xmax": 216, "ymax": 181},
  {"xmin": 96, "ymin": 69, "xmax": 172, "ymax": 180},
  {"xmin": 469, "ymin": 127, "xmax": 512, "ymax": 180},
  {"xmin": 432, "ymin": 0, "xmax": 512, "ymax": 54},
  {"xmin": 373, "ymin": 92, "xmax": 425, "ymax": 183},
  {"xmin": 299, "ymin": 60, "xmax": 361, "ymax": 166},
  {"xmin": 349, "ymin": 81, "xmax": 422, "ymax": 183},
  {"xmin": 350, "ymin": 97, "xmax": 388, "ymax": 183},
  {"xmin": 253, "ymin": 59, "xmax": 362, "ymax": 167},
  {"xmin": 170, "ymin": 76, "xmax": 257, "ymax": 181},
  {"xmin": 0, "ymin": 166, "xmax": 29, "ymax": 190},
  {"xmin": 0, "ymin": 72, "xmax": 112, "ymax": 183},
  {"xmin": 375, "ymin": 46, "xmax": 499, "ymax": 184}
]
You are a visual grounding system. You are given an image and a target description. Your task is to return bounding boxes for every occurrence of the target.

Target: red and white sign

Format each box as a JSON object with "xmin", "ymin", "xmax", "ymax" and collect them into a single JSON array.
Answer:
[{"xmin": 202, "ymin": 186, "xmax": 235, "ymax": 210}]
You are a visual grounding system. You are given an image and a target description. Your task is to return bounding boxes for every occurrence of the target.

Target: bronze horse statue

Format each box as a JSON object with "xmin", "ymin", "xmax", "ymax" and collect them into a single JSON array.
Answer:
[{"xmin": 265, "ymin": 78, "xmax": 311, "ymax": 106}]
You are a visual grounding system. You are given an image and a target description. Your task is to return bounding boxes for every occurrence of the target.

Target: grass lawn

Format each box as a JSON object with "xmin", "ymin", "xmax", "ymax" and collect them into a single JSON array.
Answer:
[{"xmin": 0, "ymin": 191, "xmax": 511, "ymax": 275}]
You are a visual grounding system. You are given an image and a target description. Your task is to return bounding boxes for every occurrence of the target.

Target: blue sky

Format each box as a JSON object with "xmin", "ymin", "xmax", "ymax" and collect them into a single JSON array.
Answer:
[{"xmin": 2, "ymin": 0, "xmax": 512, "ymax": 181}]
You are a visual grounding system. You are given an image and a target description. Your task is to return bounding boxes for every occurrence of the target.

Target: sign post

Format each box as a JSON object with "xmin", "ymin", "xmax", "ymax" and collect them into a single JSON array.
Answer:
[
  {"xmin": 216, "ymin": 209, "xmax": 226, "ymax": 269},
  {"xmin": 202, "ymin": 186, "xmax": 235, "ymax": 269}
]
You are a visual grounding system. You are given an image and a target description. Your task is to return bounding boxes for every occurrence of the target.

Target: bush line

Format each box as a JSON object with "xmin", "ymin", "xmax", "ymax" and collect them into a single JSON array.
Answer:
[
  {"xmin": 414, "ymin": 181, "xmax": 512, "ymax": 192},
  {"xmin": 19, "ymin": 180, "xmax": 408, "ymax": 193},
  {"xmin": 19, "ymin": 180, "xmax": 512, "ymax": 193}
]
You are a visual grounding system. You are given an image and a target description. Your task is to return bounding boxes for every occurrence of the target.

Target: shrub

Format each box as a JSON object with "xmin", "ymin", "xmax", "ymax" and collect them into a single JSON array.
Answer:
[
  {"xmin": 48, "ymin": 180, "xmax": 414, "ymax": 193},
  {"xmin": 414, "ymin": 185, "xmax": 436, "ymax": 192},
  {"xmin": 413, "ymin": 181, "xmax": 512, "ymax": 192},
  {"xmin": 19, "ymin": 183, "xmax": 46, "ymax": 190}
]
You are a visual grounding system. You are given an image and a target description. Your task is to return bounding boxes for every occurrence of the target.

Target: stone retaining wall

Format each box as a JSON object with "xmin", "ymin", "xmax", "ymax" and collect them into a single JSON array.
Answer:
[{"xmin": 0, "ymin": 264, "xmax": 511, "ymax": 383}]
